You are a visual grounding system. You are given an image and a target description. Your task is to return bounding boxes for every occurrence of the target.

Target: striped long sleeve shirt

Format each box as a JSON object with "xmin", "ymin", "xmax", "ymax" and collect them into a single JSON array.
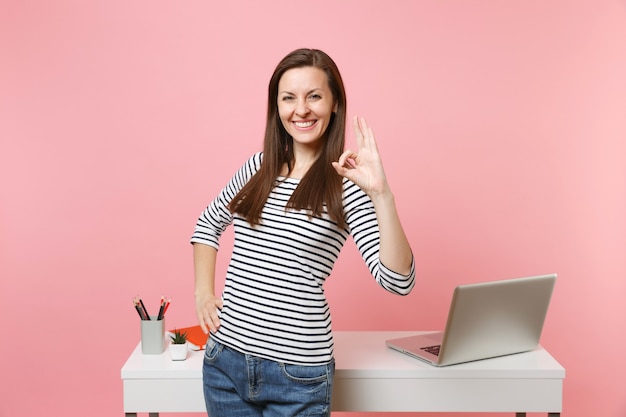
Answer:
[{"xmin": 191, "ymin": 152, "xmax": 415, "ymax": 365}]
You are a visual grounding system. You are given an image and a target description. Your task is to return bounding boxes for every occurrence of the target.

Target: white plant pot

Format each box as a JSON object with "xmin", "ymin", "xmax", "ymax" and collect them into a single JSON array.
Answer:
[{"xmin": 169, "ymin": 342, "xmax": 188, "ymax": 361}]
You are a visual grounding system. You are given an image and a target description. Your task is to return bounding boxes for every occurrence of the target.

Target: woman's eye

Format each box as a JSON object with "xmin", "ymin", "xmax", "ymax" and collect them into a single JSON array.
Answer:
[
  {"xmin": 281, "ymin": 96, "xmax": 295, "ymax": 102},
  {"xmin": 309, "ymin": 94, "xmax": 321, "ymax": 100}
]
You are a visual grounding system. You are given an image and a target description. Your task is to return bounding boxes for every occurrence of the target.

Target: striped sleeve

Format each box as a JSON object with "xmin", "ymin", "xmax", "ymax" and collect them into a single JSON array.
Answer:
[{"xmin": 190, "ymin": 152, "xmax": 263, "ymax": 249}]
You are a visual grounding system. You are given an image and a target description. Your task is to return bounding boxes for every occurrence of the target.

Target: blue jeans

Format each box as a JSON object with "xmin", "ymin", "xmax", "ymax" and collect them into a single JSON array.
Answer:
[{"xmin": 202, "ymin": 337, "xmax": 335, "ymax": 417}]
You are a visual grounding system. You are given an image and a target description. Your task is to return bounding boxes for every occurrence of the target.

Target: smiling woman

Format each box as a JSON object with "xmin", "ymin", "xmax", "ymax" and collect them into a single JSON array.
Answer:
[{"xmin": 191, "ymin": 48, "xmax": 416, "ymax": 417}]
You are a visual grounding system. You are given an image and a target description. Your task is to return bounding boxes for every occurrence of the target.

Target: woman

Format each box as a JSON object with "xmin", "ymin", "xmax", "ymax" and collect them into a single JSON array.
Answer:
[{"xmin": 191, "ymin": 48, "xmax": 415, "ymax": 417}]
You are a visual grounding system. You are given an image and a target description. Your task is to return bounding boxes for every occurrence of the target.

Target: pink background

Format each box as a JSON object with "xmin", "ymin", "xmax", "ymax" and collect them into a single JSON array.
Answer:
[{"xmin": 1, "ymin": 1, "xmax": 625, "ymax": 416}]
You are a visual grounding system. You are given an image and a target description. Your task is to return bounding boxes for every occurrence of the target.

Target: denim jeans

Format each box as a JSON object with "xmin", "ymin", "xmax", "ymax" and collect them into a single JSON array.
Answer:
[{"xmin": 202, "ymin": 337, "xmax": 335, "ymax": 417}]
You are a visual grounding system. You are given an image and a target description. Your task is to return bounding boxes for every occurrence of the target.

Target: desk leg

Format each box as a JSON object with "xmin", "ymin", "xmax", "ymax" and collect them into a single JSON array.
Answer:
[
  {"xmin": 516, "ymin": 414, "xmax": 560, "ymax": 417},
  {"xmin": 516, "ymin": 414, "xmax": 526, "ymax": 417},
  {"xmin": 124, "ymin": 414, "xmax": 158, "ymax": 417}
]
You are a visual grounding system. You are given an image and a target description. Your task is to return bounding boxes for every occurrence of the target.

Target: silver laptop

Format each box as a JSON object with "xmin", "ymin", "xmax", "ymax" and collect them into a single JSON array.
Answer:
[{"xmin": 386, "ymin": 273, "xmax": 556, "ymax": 366}]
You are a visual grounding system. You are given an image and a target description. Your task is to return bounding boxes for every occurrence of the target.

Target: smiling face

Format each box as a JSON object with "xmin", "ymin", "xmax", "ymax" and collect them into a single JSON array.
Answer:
[{"xmin": 277, "ymin": 66, "xmax": 337, "ymax": 152}]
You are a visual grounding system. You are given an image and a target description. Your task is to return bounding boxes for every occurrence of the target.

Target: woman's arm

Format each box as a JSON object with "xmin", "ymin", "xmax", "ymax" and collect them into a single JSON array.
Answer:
[
  {"xmin": 333, "ymin": 116, "xmax": 413, "ymax": 275},
  {"xmin": 191, "ymin": 154, "xmax": 264, "ymax": 332},
  {"xmin": 193, "ymin": 243, "xmax": 223, "ymax": 334},
  {"xmin": 368, "ymin": 190, "xmax": 413, "ymax": 276}
]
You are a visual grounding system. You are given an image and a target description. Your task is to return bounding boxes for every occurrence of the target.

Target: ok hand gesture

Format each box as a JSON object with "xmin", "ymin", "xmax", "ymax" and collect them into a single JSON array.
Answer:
[{"xmin": 332, "ymin": 116, "xmax": 390, "ymax": 197}]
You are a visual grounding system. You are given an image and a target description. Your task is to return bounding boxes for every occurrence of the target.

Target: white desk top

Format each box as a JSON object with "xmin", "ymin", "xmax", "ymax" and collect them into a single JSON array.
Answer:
[
  {"xmin": 122, "ymin": 331, "xmax": 565, "ymax": 413},
  {"xmin": 121, "ymin": 331, "xmax": 565, "ymax": 380}
]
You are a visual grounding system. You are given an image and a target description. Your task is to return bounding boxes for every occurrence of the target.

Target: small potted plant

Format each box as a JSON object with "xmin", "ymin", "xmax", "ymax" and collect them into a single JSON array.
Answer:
[{"xmin": 169, "ymin": 329, "xmax": 188, "ymax": 361}]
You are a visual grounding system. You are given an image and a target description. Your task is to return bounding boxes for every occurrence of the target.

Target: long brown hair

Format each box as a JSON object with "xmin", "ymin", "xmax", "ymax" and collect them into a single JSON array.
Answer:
[{"xmin": 229, "ymin": 48, "xmax": 348, "ymax": 229}]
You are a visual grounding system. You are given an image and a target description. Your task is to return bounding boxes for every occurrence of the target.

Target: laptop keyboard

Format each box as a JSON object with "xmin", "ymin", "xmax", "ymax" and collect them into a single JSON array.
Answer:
[{"xmin": 421, "ymin": 345, "xmax": 441, "ymax": 356}]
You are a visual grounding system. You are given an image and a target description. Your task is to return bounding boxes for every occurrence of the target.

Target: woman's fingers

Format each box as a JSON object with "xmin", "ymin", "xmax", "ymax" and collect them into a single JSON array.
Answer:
[
  {"xmin": 336, "ymin": 149, "xmax": 358, "ymax": 169},
  {"xmin": 197, "ymin": 297, "xmax": 222, "ymax": 334},
  {"xmin": 353, "ymin": 116, "xmax": 378, "ymax": 152},
  {"xmin": 352, "ymin": 116, "xmax": 366, "ymax": 148}
]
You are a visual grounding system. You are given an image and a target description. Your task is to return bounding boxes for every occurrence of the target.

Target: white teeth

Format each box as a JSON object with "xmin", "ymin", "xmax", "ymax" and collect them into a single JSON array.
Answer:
[{"xmin": 295, "ymin": 121, "xmax": 315, "ymax": 128}]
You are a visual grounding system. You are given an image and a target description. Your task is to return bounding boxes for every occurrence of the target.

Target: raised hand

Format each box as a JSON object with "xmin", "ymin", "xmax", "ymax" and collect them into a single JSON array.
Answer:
[{"xmin": 332, "ymin": 116, "xmax": 390, "ymax": 197}]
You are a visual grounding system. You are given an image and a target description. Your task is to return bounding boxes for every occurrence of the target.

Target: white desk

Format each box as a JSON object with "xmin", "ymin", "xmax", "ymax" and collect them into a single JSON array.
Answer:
[{"xmin": 121, "ymin": 331, "xmax": 564, "ymax": 416}]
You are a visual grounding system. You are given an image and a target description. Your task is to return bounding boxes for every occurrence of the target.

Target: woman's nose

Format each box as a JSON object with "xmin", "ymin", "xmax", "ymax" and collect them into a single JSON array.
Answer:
[{"xmin": 295, "ymin": 99, "xmax": 309, "ymax": 117}]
